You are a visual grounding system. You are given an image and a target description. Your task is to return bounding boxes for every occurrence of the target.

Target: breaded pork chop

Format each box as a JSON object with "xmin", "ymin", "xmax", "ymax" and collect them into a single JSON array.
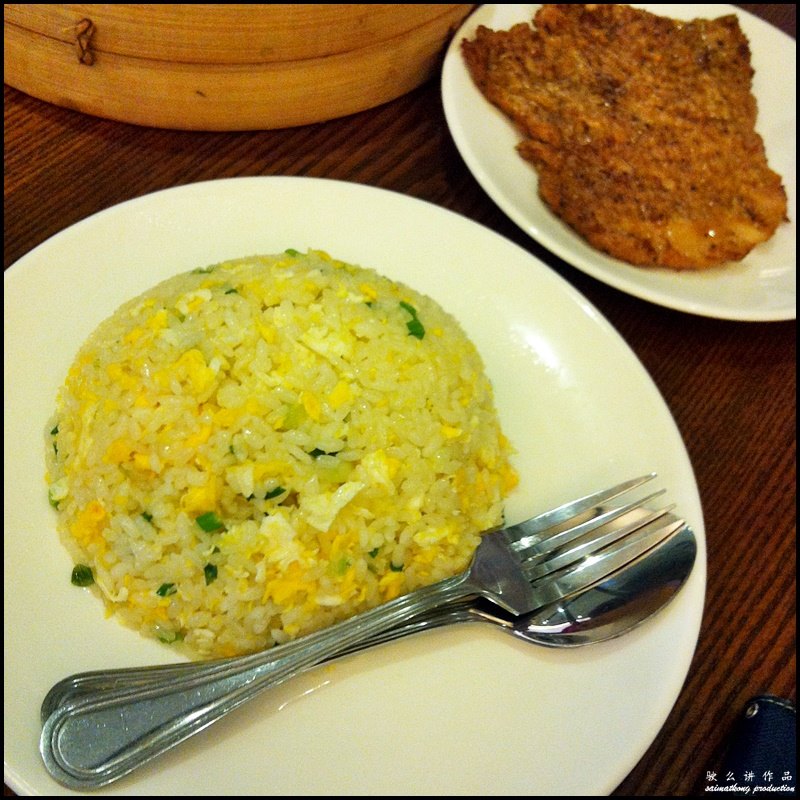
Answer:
[{"xmin": 461, "ymin": 4, "xmax": 788, "ymax": 270}]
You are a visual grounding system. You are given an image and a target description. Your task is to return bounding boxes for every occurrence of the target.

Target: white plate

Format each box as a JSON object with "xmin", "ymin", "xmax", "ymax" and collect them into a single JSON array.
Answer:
[
  {"xmin": 4, "ymin": 177, "xmax": 705, "ymax": 796},
  {"xmin": 442, "ymin": 4, "xmax": 796, "ymax": 321}
]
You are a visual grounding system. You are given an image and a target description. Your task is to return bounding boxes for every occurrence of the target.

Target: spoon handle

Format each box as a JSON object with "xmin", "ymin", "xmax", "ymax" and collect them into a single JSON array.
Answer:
[
  {"xmin": 40, "ymin": 572, "xmax": 470, "ymax": 790},
  {"xmin": 41, "ymin": 602, "xmax": 477, "ymax": 720}
]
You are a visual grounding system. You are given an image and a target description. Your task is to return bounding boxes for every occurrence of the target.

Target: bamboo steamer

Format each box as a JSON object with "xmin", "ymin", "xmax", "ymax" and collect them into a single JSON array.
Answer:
[{"xmin": 3, "ymin": 4, "xmax": 475, "ymax": 130}]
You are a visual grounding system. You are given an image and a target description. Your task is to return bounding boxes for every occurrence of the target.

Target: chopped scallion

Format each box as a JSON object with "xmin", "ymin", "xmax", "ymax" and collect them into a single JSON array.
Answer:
[
  {"xmin": 308, "ymin": 447, "xmax": 340, "ymax": 458},
  {"xmin": 399, "ymin": 301, "xmax": 425, "ymax": 339},
  {"xmin": 156, "ymin": 582, "xmax": 177, "ymax": 597},
  {"xmin": 157, "ymin": 629, "xmax": 184, "ymax": 644},
  {"xmin": 406, "ymin": 318, "xmax": 425, "ymax": 339},
  {"xmin": 264, "ymin": 486, "xmax": 286, "ymax": 500},
  {"xmin": 204, "ymin": 563, "xmax": 218, "ymax": 585},
  {"xmin": 333, "ymin": 556, "xmax": 350, "ymax": 575},
  {"xmin": 196, "ymin": 511, "xmax": 224, "ymax": 532},
  {"xmin": 71, "ymin": 564, "xmax": 94, "ymax": 587}
]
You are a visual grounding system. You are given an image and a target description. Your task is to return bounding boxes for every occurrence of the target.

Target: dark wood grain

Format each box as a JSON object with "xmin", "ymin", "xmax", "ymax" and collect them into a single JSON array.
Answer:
[{"xmin": 4, "ymin": 5, "xmax": 795, "ymax": 796}]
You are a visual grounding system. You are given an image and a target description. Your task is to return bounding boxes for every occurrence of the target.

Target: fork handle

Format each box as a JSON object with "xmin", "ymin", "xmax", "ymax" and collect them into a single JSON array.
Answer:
[{"xmin": 40, "ymin": 571, "xmax": 473, "ymax": 790}]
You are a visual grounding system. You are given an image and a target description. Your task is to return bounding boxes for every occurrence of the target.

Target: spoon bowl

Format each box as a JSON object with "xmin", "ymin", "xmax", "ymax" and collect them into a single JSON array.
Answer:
[{"xmin": 499, "ymin": 519, "xmax": 696, "ymax": 646}]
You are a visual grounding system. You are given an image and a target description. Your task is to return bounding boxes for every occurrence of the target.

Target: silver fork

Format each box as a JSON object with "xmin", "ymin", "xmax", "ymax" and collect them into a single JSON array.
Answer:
[{"xmin": 40, "ymin": 474, "xmax": 668, "ymax": 789}]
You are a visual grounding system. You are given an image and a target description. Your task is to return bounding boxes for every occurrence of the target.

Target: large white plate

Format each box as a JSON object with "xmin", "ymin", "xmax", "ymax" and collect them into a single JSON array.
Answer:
[
  {"xmin": 442, "ymin": 4, "xmax": 796, "ymax": 321},
  {"xmin": 4, "ymin": 177, "xmax": 705, "ymax": 796}
]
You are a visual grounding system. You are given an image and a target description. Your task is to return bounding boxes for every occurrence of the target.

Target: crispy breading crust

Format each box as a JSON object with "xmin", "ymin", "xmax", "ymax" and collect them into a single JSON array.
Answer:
[{"xmin": 462, "ymin": 4, "xmax": 788, "ymax": 270}]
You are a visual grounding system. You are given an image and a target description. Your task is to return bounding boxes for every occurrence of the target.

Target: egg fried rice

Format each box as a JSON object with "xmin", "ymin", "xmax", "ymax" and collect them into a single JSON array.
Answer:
[{"xmin": 46, "ymin": 249, "xmax": 517, "ymax": 658}]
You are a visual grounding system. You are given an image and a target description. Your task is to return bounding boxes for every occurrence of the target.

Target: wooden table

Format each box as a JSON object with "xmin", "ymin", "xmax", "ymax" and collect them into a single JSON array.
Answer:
[{"xmin": 4, "ymin": 5, "xmax": 794, "ymax": 796}]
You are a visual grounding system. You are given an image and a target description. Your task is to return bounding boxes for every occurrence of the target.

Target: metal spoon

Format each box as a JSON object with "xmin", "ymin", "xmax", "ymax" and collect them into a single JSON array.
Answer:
[{"xmin": 40, "ymin": 520, "xmax": 696, "ymax": 723}]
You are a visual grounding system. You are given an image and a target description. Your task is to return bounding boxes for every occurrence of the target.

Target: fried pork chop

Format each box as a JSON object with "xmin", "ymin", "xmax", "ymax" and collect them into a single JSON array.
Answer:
[{"xmin": 461, "ymin": 4, "xmax": 788, "ymax": 270}]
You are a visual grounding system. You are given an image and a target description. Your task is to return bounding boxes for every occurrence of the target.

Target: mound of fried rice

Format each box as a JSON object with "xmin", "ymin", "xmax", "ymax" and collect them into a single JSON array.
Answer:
[{"xmin": 46, "ymin": 249, "xmax": 517, "ymax": 658}]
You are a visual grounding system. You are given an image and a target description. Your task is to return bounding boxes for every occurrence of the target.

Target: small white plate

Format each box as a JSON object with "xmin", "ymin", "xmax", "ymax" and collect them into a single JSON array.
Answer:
[
  {"xmin": 442, "ymin": 4, "xmax": 796, "ymax": 321},
  {"xmin": 4, "ymin": 177, "xmax": 705, "ymax": 795}
]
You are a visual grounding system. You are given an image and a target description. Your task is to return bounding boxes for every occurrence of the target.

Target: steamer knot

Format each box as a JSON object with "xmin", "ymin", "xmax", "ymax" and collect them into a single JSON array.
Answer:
[{"xmin": 74, "ymin": 18, "xmax": 95, "ymax": 65}]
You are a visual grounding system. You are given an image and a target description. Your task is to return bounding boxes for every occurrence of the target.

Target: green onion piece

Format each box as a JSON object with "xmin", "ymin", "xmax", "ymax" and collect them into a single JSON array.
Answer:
[
  {"xmin": 50, "ymin": 424, "xmax": 59, "ymax": 435},
  {"xmin": 333, "ymin": 556, "xmax": 350, "ymax": 576},
  {"xmin": 406, "ymin": 318, "xmax": 425, "ymax": 339},
  {"xmin": 204, "ymin": 563, "xmax": 218, "ymax": 585},
  {"xmin": 389, "ymin": 562, "xmax": 404, "ymax": 572},
  {"xmin": 156, "ymin": 628, "xmax": 184, "ymax": 644},
  {"xmin": 264, "ymin": 486, "xmax": 286, "ymax": 500},
  {"xmin": 71, "ymin": 564, "xmax": 94, "ymax": 587},
  {"xmin": 156, "ymin": 582, "xmax": 177, "ymax": 597},
  {"xmin": 308, "ymin": 447, "xmax": 340, "ymax": 458},
  {"xmin": 141, "ymin": 511, "xmax": 153, "ymax": 523},
  {"xmin": 368, "ymin": 547, "xmax": 380, "ymax": 558},
  {"xmin": 48, "ymin": 479, "xmax": 68, "ymax": 508},
  {"xmin": 284, "ymin": 248, "xmax": 301, "ymax": 256},
  {"xmin": 399, "ymin": 301, "xmax": 425, "ymax": 339},
  {"xmin": 224, "ymin": 287, "xmax": 239, "ymax": 295},
  {"xmin": 196, "ymin": 511, "xmax": 224, "ymax": 532}
]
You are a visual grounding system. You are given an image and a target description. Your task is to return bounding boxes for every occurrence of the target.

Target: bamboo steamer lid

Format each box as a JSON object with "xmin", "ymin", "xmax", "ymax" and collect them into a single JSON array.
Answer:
[{"xmin": 3, "ymin": 4, "xmax": 475, "ymax": 130}]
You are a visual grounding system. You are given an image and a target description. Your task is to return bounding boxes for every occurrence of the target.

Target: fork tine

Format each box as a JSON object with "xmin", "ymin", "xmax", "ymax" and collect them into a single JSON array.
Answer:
[
  {"xmin": 516, "ymin": 489, "xmax": 667, "ymax": 565},
  {"xmin": 523, "ymin": 504, "xmax": 674, "ymax": 581},
  {"xmin": 526, "ymin": 515, "xmax": 687, "ymax": 610},
  {"xmin": 506, "ymin": 473, "xmax": 657, "ymax": 552}
]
